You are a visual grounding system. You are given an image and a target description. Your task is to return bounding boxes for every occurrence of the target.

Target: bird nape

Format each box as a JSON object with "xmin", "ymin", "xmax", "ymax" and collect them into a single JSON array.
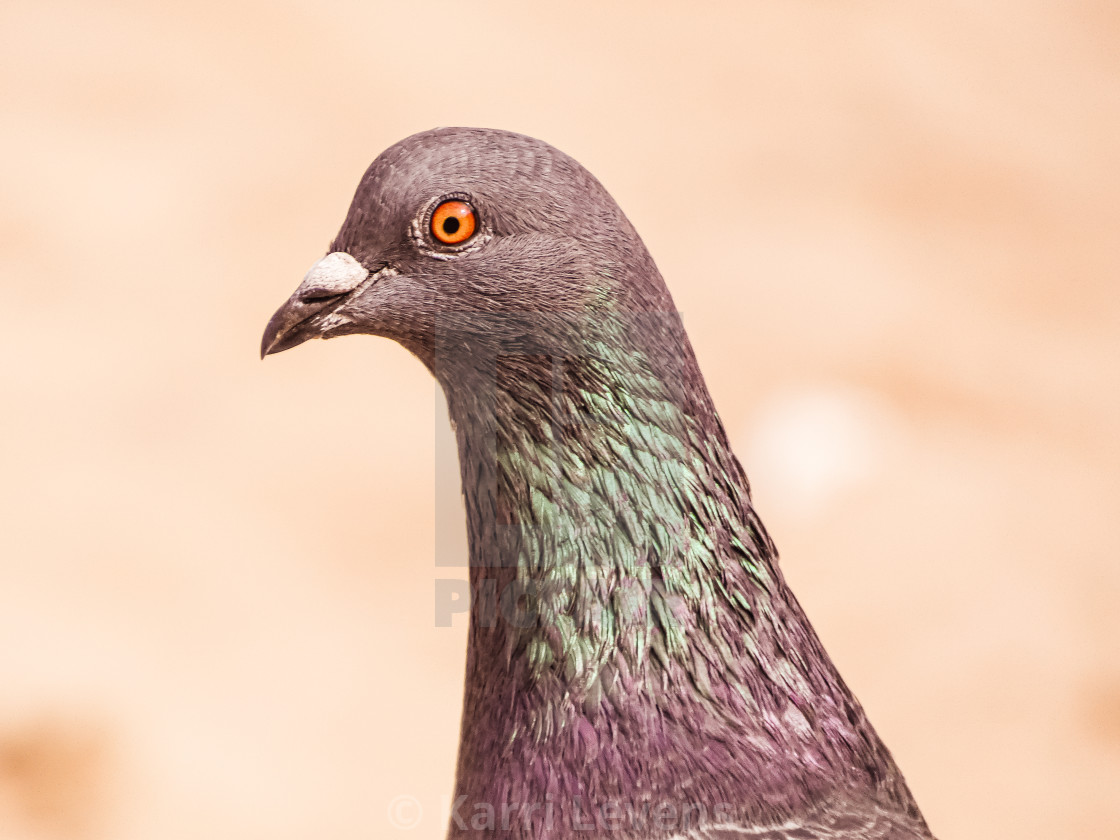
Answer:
[{"xmin": 261, "ymin": 128, "xmax": 935, "ymax": 840}]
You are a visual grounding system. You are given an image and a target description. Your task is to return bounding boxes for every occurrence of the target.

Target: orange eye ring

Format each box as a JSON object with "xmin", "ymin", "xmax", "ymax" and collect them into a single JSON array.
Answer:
[{"xmin": 430, "ymin": 200, "xmax": 477, "ymax": 245}]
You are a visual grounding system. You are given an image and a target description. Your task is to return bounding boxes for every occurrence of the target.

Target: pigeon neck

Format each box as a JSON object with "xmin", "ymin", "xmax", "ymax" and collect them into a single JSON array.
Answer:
[
  {"xmin": 443, "ymin": 345, "xmax": 773, "ymax": 672},
  {"xmin": 438, "ymin": 346, "xmax": 903, "ymax": 836}
]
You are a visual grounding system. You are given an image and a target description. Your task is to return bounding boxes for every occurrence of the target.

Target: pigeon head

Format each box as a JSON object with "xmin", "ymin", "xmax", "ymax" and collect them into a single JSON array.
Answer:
[{"xmin": 261, "ymin": 127, "xmax": 678, "ymax": 390}]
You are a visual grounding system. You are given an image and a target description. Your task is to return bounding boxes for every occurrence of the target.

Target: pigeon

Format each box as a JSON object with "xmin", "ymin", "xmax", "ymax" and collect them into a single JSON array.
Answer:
[{"xmin": 261, "ymin": 128, "xmax": 936, "ymax": 840}]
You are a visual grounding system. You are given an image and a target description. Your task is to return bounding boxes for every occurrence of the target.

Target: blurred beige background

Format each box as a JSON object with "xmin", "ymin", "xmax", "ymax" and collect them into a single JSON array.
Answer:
[{"xmin": 1, "ymin": 1, "xmax": 1118, "ymax": 838}]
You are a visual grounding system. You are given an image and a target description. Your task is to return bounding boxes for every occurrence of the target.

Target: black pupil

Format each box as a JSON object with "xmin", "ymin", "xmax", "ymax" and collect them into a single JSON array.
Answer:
[{"xmin": 442, "ymin": 217, "xmax": 460, "ymax": 235}]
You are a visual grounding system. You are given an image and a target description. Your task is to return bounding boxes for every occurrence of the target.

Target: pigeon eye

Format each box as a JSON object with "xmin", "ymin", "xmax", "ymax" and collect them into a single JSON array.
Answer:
[{"xmin": 430, "ymin": 200, "xmax": 477, "ymax": 245}]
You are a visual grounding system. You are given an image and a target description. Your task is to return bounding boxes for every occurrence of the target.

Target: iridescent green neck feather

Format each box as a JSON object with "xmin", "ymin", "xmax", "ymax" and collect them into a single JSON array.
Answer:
[{"xmin": 437, "ymin": 309, "xmax": 918, "ymax": 832}]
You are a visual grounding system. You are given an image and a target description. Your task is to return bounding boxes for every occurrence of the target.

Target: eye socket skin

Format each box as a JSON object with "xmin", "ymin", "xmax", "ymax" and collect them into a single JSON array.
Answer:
[{"xmin": 430, "ymin": 199, "xmax": 477, "ymax": 245}]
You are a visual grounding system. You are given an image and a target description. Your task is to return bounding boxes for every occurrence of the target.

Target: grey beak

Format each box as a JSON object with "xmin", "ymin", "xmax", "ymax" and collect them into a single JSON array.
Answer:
[{"xmin": 260, "ymin": 252, "xmax": 370, "ymax": 358}]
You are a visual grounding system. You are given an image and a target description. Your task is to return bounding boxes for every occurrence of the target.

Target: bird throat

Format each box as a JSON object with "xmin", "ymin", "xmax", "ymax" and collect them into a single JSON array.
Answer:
[
  {"xmin": 429, "ymin": 308, "xmax": 920, "ymax": 840},
  {"xmin": 444, "ymin": 342, "xmax": 773, "ymax": 691},
  {"xmin": 436, "ymin": 336, "xmax": 884, "ymax": 829}
]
